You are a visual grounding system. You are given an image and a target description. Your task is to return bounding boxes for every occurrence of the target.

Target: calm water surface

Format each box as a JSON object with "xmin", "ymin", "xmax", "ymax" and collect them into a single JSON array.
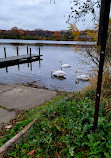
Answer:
[{"xmin": 0, "ymin": 39, "xmax": 97, "ymax": 92}]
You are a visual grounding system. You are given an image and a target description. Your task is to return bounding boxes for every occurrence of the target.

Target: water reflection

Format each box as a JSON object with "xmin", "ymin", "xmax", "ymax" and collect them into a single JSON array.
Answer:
[
  {"xmin": 51, "ymin": 75, "xmax": 66, "ymax": 80},
  {"xmin": 6, "ymin": 67, "xmax": 8, "ymax": 73},
  {"xmin": 3, "ymin": 59, "xmax": 42, "ymax": 73},
  {"xmin": 30, "ymin": 63, "xmax": 32, "ymax": 71},
  {"xmin": 0, "ymin": 41, "xmax": 97, "ymax": 92}
]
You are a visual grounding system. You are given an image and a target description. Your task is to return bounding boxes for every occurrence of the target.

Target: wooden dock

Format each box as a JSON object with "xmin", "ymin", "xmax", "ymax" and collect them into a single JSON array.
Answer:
[
  {"xmin": 0, "ymin": 47, "xmax": 43, "ymax": 68},
  {"xmin": 0, "ymin": 54, "xmax": 42, "ymax": 68}
]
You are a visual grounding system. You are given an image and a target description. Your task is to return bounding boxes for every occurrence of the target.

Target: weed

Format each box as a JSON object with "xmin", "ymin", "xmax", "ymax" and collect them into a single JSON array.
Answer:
[{"xmin": 6, "ymin": 92, "xmax": 111, "ymax": 158}]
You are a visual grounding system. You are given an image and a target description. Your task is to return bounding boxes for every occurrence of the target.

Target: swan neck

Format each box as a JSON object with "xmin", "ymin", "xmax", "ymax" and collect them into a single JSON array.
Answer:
[
  {"xmin": 51, "ymin": 71, "xmax": 54, "ymax": 76},
  {"xmin": 76, "ymin": 71, "xmax": 80, "ymax": 76},
  {"xmin": 51, "ymin": 70, "xmax": 55, "ymax": 76},
  {"xmin": 60, "ymin": 61, "xmax": 62, "ymax": 66}
]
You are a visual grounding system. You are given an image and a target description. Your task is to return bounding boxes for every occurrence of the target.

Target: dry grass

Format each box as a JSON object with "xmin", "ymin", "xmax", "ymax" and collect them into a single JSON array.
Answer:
[{"xmin": 84, "ymin": 63, "xmax": 111, "ymax": 111}]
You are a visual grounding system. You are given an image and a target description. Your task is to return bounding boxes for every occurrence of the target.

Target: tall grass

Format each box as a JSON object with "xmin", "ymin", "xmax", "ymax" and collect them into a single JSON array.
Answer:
[{"xmin": 84, "ymin": 63, "xmax": 111, "ymax": 112}]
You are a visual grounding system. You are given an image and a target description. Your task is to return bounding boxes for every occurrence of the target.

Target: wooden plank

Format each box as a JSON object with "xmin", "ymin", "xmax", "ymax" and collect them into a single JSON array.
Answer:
[
  {"xmin": 0, "ymin": 119, "xmax": 37, "ymax": 158},
  {"xmin": 0, "ymin": 54, "xmax": 42, "ymax": 63},
  {"xmin": 0, "ymin": 58, "xmax": 43, "ymax": 68}
]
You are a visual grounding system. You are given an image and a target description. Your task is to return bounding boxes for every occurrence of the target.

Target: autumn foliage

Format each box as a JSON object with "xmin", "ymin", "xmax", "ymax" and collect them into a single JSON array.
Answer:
[
  {"xmin": 0, "ymin": 26, "xmax": 98, "ymax": 41},
  {"xmin": 69, "ymin": 23, "xmax": 80, "ymax": 41}
]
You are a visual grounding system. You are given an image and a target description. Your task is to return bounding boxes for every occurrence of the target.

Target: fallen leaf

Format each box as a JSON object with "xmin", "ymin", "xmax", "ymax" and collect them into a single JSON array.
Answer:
[
  {"xmin": 16, "ymin": 144, "xmax": 18, "ymax": 149},
  {"xmin": 27, "ymin": 149, "xmax": 35, "ymax": 156},
  {"xmin": 56, "ymin": 142, "xmax": 62, "ymax": 147},
  {"xmin": 56, "ymin": 152, "xmax": 61, "ymax": 158}
]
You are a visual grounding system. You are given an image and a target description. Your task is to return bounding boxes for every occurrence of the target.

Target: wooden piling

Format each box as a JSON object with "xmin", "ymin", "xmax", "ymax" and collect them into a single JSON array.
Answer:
[
  {"xmin": 6, "ymin": 67, "xmax": 8, "ymax": 73},
  {"xmin": 18, "ymin": 64, "xmax": 20, "ymax": 70},
  {"xmin": 27, "ymin": 47, "xmax": 28, "ymax": 55},
  {"xmin": 30, "ymin": 63, "xmax": 32, "ymax": 71},
  {"xmin": 30, "ymin": 48, "xmax": 31, "ymax": 59},
  {"xmin": 0, "ymin": 50, "xmax": 43, "ymax": 68},
  {"xmin": 39, "ymin": 47, "xmax": 40, "ymax": 56},
  {"xmin": 17, "ymin": 47, "xmax": 19, "ymax": 56},
  {"xmin": 4, "ymin": 47, "xmax": 6, "ymax": 58},
  {"xmin": 39, "ymin": 60, "xmax": 41, "ymax": 68}
]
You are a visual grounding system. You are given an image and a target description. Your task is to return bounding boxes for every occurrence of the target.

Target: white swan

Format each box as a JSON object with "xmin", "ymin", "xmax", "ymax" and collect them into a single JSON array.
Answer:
[
  {"xmin": 76, "ymin": 69, "xmax": 90, "ymax": 81},
  {"xmin": 51, "ymin": 70, "xmax": 67, "ymax": 77},
  {"xmin": 60, "ymin": 61, "xmax": 71, "ymax": 68}
]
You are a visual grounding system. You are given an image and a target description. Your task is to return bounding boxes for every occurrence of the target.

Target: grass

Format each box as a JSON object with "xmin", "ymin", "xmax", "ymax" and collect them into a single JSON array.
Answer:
[
  {"xmin": 0, "ymin": 94, "xmax": 65, "ymax": 146},
  {"xmin": 0, "ymin": 66, "xmax": 111, "ymax": 158}
]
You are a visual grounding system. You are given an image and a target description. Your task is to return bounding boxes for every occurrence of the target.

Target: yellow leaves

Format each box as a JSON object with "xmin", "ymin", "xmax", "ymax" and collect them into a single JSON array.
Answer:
[
  {"xmin": 86, "ymin": 29, "xmax": 98, "ymax": 42},
  {"xmin": 69, "ymin": 23, "xmax": 80, "ymax": 41},
  {"xmin": 74, "ymin": 45, "xmax": 78, "ymax": 52},
  {"xmin": 69, "ymin": 23, "xmax": 98, "ymax": 42},
  {"xmin": 69, "ymin": 24, "xmax": 78, "ymax": 32},
  {"xmin": 94, "ymin": 24, "xmax": 98, "ymax": 29}
]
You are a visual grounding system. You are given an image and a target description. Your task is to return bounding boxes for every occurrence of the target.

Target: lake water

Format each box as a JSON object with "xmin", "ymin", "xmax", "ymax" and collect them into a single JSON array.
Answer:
[{"xmin": 0, "ymin": 39, "xmax": 97, "ymax": 92}]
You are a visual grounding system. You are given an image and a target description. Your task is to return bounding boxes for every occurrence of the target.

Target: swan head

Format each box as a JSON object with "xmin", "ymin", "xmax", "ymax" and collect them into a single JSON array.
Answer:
[
  {"xmin": 51, "ymin": 70, "xmax": 55, "ymax": 75},
  {"xmin": 76, "ymin": 69, "xmax": 80, "ymax": 73},
  {"xmin": 60, "ymin": 61, "xmax": 62, "ymax": 65},
  {"xmin": 51, "ymin": 70, "xmax": 55, "ymax": 73}
]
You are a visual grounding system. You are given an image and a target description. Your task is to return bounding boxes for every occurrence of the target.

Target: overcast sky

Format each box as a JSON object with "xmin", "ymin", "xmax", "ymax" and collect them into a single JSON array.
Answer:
[{"xmin": 0, "ymin": 0, "xmax": 101, "ymax": 31}]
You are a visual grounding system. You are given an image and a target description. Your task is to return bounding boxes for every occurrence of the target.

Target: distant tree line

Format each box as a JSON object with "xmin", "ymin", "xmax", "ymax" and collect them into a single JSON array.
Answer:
[{"xmin": 0, "ymin": 26, "xmax": 97, "ymax": 41}]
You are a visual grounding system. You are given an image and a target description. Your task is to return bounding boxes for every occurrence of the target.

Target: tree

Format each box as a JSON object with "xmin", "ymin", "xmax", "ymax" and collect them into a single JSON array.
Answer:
[
  {"xmin": 18, "ymin": 29, "xmax": 24, "ymax": 35},
  {"xmin": 11, "ymin": 26, "xmax": 19, "ymax": 31},
  {"xmin": 11, "ymin": 26, "xmax": 19, "ymax": 38},
  {"xmin": 52, "ymin": 31, "xmax": 61, "ymax": 40},
  {"xmin": 69, "ymin": 23, "xmax": 80, "ymax": 40},
  {"xmin": 67, "ymin": 0, "xmax": 101, "ymax": 23}
]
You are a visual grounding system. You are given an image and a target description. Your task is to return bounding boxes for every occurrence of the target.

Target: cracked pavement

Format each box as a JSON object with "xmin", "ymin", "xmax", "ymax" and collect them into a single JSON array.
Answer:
[{"xmin": 0, "ymin": 84, "xmax": 57, "ymax": 129}]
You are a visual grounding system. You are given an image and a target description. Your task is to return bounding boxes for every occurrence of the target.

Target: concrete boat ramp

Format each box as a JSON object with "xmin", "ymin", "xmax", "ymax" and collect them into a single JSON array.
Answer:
[{"xmin": 0, "ymin": 84, "xmax": 57, "ymax": 129}]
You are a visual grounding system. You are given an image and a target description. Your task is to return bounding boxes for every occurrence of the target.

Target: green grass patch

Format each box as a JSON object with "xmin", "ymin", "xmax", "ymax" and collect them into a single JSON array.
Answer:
[
  {"xmin": 0, "ymin": 94, "xmax": 65, "ymax": 146},
  {"xmin": 0, "ymin": 91, "xmax": 111, "ymax": 158}
]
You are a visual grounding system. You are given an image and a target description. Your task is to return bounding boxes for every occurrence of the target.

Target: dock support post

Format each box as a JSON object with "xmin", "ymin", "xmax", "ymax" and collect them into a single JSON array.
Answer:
[
  {"xmin": 39, "ymin": 60, "xmax": 41, "ymax": 68},
  {"xmin": 30, "ymin": 48, "xmax": 31, "ymax": 60},
  {"xmin": 30, "ymin": 63, "xmax": 32, "ymax": 71},
  {"xmin": 39, "ymin": 47, "xmax": 40, "ymax": 56},
  {"xmin": 18, "ymin": 64, "xmax": 20, "ymax": 70},
  {"xmin": 6, "ymin": 67, "xmax": 8, "ymax": 73},
  {"xmin": 38, "ymin": 47, "xmax": 41, "ymax": 60},
  {"xmin": 4, "ymin": 47, "xmax": 6, "ymax": 58},
  {"xmin": 17, "ymin": 47, "xmax": 19, "ymax": 56},
  {"xmin": 27, "ymin": 47, "xmax": 28, "ymax": 55}
]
